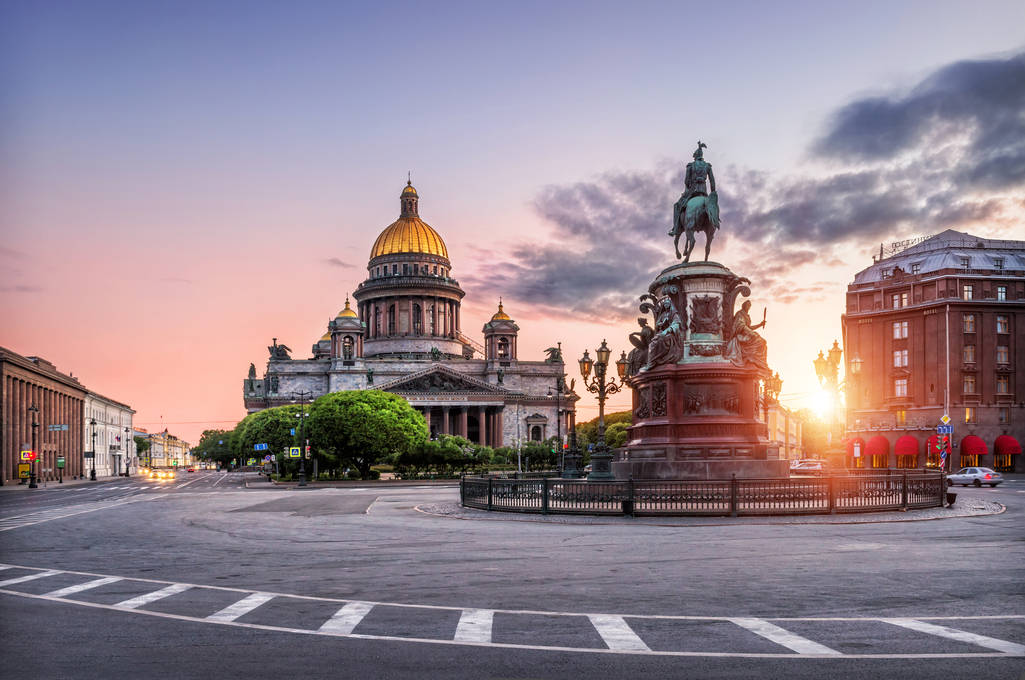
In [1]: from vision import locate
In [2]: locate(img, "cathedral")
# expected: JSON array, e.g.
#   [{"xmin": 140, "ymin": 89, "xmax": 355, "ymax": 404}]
[{"xmin": 243, "ymin": 181, "xmax": 576, "ymax": 448}]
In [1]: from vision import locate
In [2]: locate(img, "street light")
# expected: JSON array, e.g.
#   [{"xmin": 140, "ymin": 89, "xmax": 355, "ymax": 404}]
[
  {"xmin": 813, "ymin": 341, "xmax": 848, "ymax": 465},
  {"xmin": 89, "ymin": 418, "xmax": 98, "ymax": 481},
  {"xmin": 28, "ymin": 403, "xmax": 40, "ymax": 489},
  {"xmin": 124, "ymin": 427, "xmax": 131, "ymax": 477},
  {"xmin": 578, "ymin": 340, "xmax": 627, "ymax": 481},
  {"xmin": 548, "ymin": 378, "xmax": 565, "ymax": 473},
  {"xmin": 291, "ymin": 390, "xmax": 313, "ymax": 487}
]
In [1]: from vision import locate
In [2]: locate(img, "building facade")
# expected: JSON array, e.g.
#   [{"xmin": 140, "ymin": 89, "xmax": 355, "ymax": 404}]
[
  {"xmin": 761, "ymin": 403, "xmax": 804, "ymax": 461},
  {"xmin": 83, "ymin": 392, "xmax": 136, "ymax": 477},
  {"xmin": 138, "ymin": 429, "xmax": 192, "ymax": 469},
  {"xmin": 1, "ymin": 347, "xmax": 88, "ymax": 484},
  {"xmin": 842, "ymin": 230, "xmax": 1024, "ymax": 472},
  {"xmin": 243, "ymin": 181, "xmax": 575, "ymax": 448}
]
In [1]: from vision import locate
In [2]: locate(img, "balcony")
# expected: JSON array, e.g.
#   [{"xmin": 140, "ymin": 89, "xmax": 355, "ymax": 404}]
[{"xmin": 883, "ymin": 394, "xmax": 915, "ymax": 408}]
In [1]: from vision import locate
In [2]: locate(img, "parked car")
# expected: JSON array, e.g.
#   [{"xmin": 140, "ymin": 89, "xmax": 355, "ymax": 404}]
[
  {"xmin": 793, "ymin": 460, "xmax": 826, "ymax": 476},
  {"xmin": 947, "ymin": 467, "xmax": 1003, "ymax": 488}
]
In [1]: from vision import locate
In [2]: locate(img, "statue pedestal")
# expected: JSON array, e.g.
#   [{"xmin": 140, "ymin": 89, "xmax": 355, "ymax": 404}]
[{"xmin": 615, "ymin": 261, "xmax": 787, "ymax": 481}]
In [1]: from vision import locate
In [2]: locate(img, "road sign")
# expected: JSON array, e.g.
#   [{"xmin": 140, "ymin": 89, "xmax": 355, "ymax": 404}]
[
  {"xmin": 84, "ymin": 450, "xmax": 95, "ymax": 459},
  {"xmin": 937, "ymin": 425, "xmax": 953, "ymax": 434},
  {"xmin": 48, "ymin": 424, "xmax": 69, "ymax": 431},
  {"xmin": 263, "ymin": 455, "xmax": 272, "ymax": 462},
  {"xmin": 289, "ymin": 447, "xmax": 300, "ymax": 458},
  {"xmin": 940, "ymin": 414, "xmax": 951, "ymax": 424},
  {"xmin": 20, "ymin": 449, "xmax": 36, "ymax": 461},
  {"xmin": 18, "ymin": 464, "xmax": 30, "ymax": 479},
  {"xmin": 57, "ymin": 457, "xmax": 65, "ymax": 468},
  {"xmin": 291, "ymin": 429, "xmax": 296, "ymax": 436},
  {"xmin": 254, "ymin": 443, "xmax": 269, "ymax": 451}
]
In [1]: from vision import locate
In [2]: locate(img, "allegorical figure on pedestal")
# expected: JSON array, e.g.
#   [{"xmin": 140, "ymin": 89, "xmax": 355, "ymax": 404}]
[
  {"xmin": 724, "ymin": 300, "xmax": 768, "ymax": 370},
  {"xmin": 626, "ymin": 317, "xmax": 654, "ymax": 377},
  {"xmin": 670, "ymin": 142, "xmax": 721, "ymax": 262},
  {"xmin": 644, "ymin": 295, "xmax": 685, "ymax": 371}
]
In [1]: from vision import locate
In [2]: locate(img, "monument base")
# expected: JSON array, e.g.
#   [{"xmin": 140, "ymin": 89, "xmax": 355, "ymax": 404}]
[{"xmin": 612, "ymin": 459, "xmax": 789, "ymax": 481}]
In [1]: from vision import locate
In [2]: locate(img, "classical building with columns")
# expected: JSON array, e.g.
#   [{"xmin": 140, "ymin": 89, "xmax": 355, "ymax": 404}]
[
  {"xmin": 83, "ymin": 392, "xmax": 136, "ymax": 477},
  {"xmin": 243, "ymin": 181, "xmax": 576, "ymax": 448}
]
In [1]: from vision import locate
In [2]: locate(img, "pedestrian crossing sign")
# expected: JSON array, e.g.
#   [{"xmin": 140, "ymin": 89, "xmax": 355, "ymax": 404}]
[{"xmin": 289, "ymin": 447, "xmax": 301, "ymax": 458}]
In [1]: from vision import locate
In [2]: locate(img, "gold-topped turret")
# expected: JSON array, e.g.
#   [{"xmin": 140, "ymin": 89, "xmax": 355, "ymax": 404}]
[
  {"xmin": 491, "ymin": 299, "xmax": 511, "ymax": 321},
  {"xmin": 368, "ymin": 181, "xmax": 449, "ymax": 259},
  {"xmin": 337, "ymin": 296, "xmax": 358, "ymax": 318}
]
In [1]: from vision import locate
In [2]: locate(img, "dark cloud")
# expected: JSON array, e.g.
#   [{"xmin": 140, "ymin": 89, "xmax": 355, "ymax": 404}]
[
  {"xmin": 326, "ymin": 257, "xmax": 356, "ymax": 269},
  {"xmin": 466, "ymin": 52, "xmax": 1025, "ymax": 322}
]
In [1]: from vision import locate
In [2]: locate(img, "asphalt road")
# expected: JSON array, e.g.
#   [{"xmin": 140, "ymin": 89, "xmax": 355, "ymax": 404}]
[{"xmin": 0, "ymin": 471, "xmax": 1022, "ymax": 679}]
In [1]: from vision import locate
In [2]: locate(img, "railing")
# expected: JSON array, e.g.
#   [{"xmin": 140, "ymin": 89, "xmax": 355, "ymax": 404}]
[{"xmin": 461, "ymin": 470, "xmax": 944, "ymax": 517}]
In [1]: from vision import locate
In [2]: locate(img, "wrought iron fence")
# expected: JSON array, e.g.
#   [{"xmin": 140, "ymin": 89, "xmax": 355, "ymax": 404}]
[{"xmin": 460, "ymin": 470, "xmax": 944, "ymax": 517}]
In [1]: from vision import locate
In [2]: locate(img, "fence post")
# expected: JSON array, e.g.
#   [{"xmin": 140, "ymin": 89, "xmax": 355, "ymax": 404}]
[
  {"xmin": 460, "ymin": 475, "xmax": 465, "ymax": 506},
  {"xmin": 901, "ymin": 468, "xmax": 908, "ymax": 510},
  {"xmin": 730, "ymin": 473, "xmax": 738, "ymax": 518},
  {"xmin": 487, "ymin": 476, "xmax": 493, "ymax": 511},
  {"xmin": 542, "ymin": 477, "xmax": 549, "ymax": 515},
  {"xmin": 828, "ymin": 473, "xmax": 835, "ymax": 515},
  {"xmin": 629, "ymin": 474, "xmax": 635, "ymax": 517}
]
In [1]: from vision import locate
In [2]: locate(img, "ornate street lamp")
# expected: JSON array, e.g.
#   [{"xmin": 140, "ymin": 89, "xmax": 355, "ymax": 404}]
[
  {"xmin": 548, "ymin": 378, "xmax": 564, "ymax": 473},
  {"xmin": 124, "ymin": 427, "xmax": 132, "ymax": 477},
  {"xmin": 89, "ymin": 418, "xmax": 98, "ymax": 481},
  {"xmin": 578, "ymin": 340, "xmax": 626, "ymax": 481},
  {"xmin": 290, "ymin": 390, "xmax": 313, "ymax": 487},
  {"xmin": 813, "ymin": 341, "xmax": 844, "ymax": 464},
  {"xmin": 28, "ymin": 403, "xmax": 40, "ymax": 489}
]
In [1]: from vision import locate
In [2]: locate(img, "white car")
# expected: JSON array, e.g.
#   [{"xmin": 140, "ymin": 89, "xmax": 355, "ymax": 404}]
[{"xmin": 947, "ymin": 467, "xmax": 1003, "ymax": 488}]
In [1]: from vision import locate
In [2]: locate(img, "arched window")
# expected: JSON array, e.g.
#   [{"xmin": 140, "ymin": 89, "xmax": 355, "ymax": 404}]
[
  {"xmin": 388, "ymin": 305, "xmax": 396, "ymax": 335},
  {"xmin": 374, "ymin": 307, "xmax": 381, "ymax": 337},
  {"xmin": 498, "ymin": 337, "xmax": 509, "ymax": 358},
  {"xmin": 342, "ymin": 336, "xmax": 354, "ymax": 361},
  {"xmin": 531, "ymin": 426, "xmax": 542, "ymax": 441},
  {"xmin": 428, "ymin": 305, "xmax": 435, "ymax": 335},
  {"xmin": 412, "ymin": 304, "xmax": 422, "ymax": 335}
]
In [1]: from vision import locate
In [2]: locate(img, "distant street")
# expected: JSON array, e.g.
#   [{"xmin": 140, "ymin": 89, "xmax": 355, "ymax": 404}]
[{"xmin": 0, "ymin": 472, "xmax": 1022, "ymax": 680}]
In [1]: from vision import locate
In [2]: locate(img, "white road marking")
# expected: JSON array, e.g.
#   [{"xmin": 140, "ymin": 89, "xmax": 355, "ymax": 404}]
[
  {"xmin": 0, "ymin": 571, "xmax": 60, "ymax": 587},
  {"xmin": 730, "ymin": 618, "xmax": 841, "ymax": 655},
  {"xmin": 114, "ymin": 583, "xmax": 192, "ymax": 609},
  {"xmin": 212, "ymin": 474, "xmax": 227, "ymax": 487},
  {"xmin": 589, "ymin": 614, "xmax": 650, "ymax": 651},
  {"xmin": 318, "ymin": 602, "xmax": 375, "ymax": 635},
  {"xmin": 207, "ymin": 593, "xmax": 276, "ymax": 622},
  {"xmin": 0, "ymin": 566, "xmax": 13, "ymax": 571},
  {"xmin": 44, "ymin": 577, "xmax": 123, "ymax": 598},
  {"xmin": 176, "ymin": 479, "xmax": 199, "ymax": 489},
  {"xmin": 882, "ymin": 618, "xmax": 1025, "ymax": 654},
  {"xmin": 454, "ymin": 609, "xmax": 494, "ymax": 643},
  {"xmin": 0, "ymin": 498, "xmax": 150, "ymax": 532}
]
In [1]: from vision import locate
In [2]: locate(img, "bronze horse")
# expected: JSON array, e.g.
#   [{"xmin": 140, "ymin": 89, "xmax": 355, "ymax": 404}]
[{"xmin": 672, "ymin": 192, "xmax": 720, "ymax": 262}]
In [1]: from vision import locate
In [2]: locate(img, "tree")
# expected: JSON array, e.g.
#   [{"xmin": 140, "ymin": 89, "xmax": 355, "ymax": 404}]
[
  {"xmin": 133, "ymin": 436, "xmax": 151, "ymax": 457},
  {"xmin": 575, "ymin": 410, "xmax": 632, "ymax": 449},
  {"xmin": 193, "ymin": 429, "xmax": 236, "ymax": 466},
  {"xmin": 234, "ymin": 406, "xmax": 302, "ymax": 472},
  {"xmin": 307, "ymin": 390, "xmax": 428, "ymax": 480}
]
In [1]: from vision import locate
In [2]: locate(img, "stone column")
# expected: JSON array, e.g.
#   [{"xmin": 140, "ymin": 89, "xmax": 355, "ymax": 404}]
[
  {"xmin": 459, "ymin": 406, "xmax": 468, "ymax": 438},
  {"xmin": 441, "ymin": 406, "xmax": 450, "ymax": 435},
  {"xmin": 495, "ymin": 407, "xmax": 504, "ymax": 448},
  {"xmin": 424, "ymin": 407, "xmax": 432, "ymax": 435},
  {"xmin": 478, "ymin": 405, "xmax": 487, "ymax": 446}
]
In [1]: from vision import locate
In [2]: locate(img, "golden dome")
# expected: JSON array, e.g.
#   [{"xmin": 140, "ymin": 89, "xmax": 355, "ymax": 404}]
[
  {"xmin": 401, "ymin": 180, "xmax": 418, "ymax": 196},
  {"xmin": 320, "ymin": 332, "xmax": 331, "ymax": 342},
  {"xmin": 370, "ymin": 217, "xmax": 448, "ymax": 259},
  {"xmin": 491, "ymin": 300, "xmax": 511, "ymax": 321},
  {"xmin": 337, "ymin": 296, "xmax": 358, "ymax": 318}
]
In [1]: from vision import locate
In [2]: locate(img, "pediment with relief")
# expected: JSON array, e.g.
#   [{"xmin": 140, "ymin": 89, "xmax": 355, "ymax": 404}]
[{"xmin": 379, "ymin": 366, "xmax": 505, "ymax": 394}]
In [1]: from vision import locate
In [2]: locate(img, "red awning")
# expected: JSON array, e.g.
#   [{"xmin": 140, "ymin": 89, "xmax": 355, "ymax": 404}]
[
  {"xmin": 995, "ymin": 435, "xmax": 1021, "ymax": 456},
  {"xmin": 895, "ymin": 435, "xmax": 919, "ymax": 457},
  {"xmin": 960, "ymin": 435, "xmax": 988, "ymax": 457},
  {"xmin": 926, "ymin": 434, "xmax": 951, "ymax": 454},
  {"xmin": 866, "ymin": 435, "xmax": 890, "ymax": 457},
  {"xmin": 845, "ymin": 436, "xmax": 866, "ymax": 456}
]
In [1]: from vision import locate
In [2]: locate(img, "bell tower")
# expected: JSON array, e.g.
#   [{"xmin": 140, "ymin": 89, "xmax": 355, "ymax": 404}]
[{"xmin": 482, "ymin": 300, "xmax": 519, "ymax": 371}]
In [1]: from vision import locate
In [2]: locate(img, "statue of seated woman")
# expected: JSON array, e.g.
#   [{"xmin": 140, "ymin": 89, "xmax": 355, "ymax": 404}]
[
  {"xmin": 724, "ymin": 300, "xmax": 768, "ymax": 370},
  {"xmin": 643, "ymin": 295, "xmax": 684, "ymax": 371}
]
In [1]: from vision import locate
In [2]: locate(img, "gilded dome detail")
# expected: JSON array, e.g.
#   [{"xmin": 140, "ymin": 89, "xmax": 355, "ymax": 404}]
[
  {"xmin": 369, "ymin": 182, "xmax": 449, "ymax": 259},
  {"xmin": 491, "ymin": 300, "xmax": 511, "ymax": 321},
  {"xmin": 337, "ymin": 296, "xmax": 358, "ymax": 318}
]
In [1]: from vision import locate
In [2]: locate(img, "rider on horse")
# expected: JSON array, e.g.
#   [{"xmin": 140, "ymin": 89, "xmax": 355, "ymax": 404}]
[
  {"xmin": 671, "ymin": 142, "xmax": 715, "ymax": 237},
  {"xmin": 670, "ymin": 142, "xmax": 721, "ymax": 261}
]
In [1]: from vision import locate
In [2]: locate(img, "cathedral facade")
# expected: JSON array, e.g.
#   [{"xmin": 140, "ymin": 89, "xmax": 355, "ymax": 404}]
[{"xmin": 242, "ymin": 182, "xmax": 576, "ymax": 449}]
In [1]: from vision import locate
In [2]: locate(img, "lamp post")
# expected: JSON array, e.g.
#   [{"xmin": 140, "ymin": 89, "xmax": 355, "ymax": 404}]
[
  {"xmin": 291, "ymin": 390, "xmax": 313, "ymax": 487},
  {"xmin": 124, "ymin": 427, "xmax": 131, "ymax": 477},
  {"xmin": 814, "ymin": 340, "xmax": 847, "ymax": 463},
  {"xmin": 89, "ymin": 418, "xmax": 98, "ymax": 481},
  {"xmin": 547, "ymin": 377, "xmax": 564, "ymax": 472},
  {"xmin": 578, "ymin": 340, "xmax": 628, "ymax": 481},
  {"xmin": 28, "ymin": 403, "xmax": 40, "ymax": 489}
]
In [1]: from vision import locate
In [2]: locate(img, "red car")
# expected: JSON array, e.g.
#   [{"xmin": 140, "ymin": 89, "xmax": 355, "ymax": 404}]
[{"xmin": 186, "ymin": 467, "xmax": 196, "ymax": 473}]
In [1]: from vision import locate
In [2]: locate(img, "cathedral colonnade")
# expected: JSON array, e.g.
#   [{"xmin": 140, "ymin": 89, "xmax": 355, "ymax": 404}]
[{"xmin": 415, "ymin": 404, "xmax": 505, "ymax": 447}]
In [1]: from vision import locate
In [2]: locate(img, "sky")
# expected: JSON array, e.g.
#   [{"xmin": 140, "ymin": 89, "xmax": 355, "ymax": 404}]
[{"xmin": 2, "ymin": 1, "xmax": 1024, "ymax": 446}]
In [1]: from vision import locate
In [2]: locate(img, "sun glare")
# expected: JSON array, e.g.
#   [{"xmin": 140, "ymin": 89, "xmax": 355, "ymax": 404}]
[{"xmin": 811, "ymin": 390, "xmax": 833, "ymax": 419}]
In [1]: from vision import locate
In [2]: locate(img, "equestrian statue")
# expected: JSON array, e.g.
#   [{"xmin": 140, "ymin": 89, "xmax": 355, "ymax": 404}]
[{"xmin": 670, "ymin": 141, "xmax": 721, "ymax": 262}]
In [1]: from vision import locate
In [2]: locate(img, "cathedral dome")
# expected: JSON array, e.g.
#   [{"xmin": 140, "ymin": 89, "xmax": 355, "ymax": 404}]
[
  {"xmin": 369, "ymin": 181, "xmax": 449, "ymax": 260},
  {"xmin": 337, "ymin": 297, "xmax": 357, "ymax": 318},
  {"xmin": 491, "ymin": 301, "xmax": 511, "ymax": 321}
]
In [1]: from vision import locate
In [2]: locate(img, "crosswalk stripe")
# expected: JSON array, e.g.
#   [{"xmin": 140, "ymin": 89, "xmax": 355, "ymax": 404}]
[
  {"xmin": 589, "ymin": 614, "xmax": 651, "ymax": 652},
  {"xmin": 0, "ymin": 566, "xmax": 13, "ymax": 571},
  {"xmin": 115, "ymin": 583, "xmax": 192, "ymax": 609},
  {"xmin": 730, "ymin": 618, "xmax": 841, "ymax": 655},
  {"xmin": 882, "ymin": 618, "xmax": 1025, "ymax": 655},
  {"xmin": 44, "ymin": 577, "xmax": 123, "ymax": 598},
  {"xmin": 0, "ymin": 571, "xmax": 61, "ymax": 588},
  {"xmin": 454, "ymin": 609, "xmax": 493, "ymax": 643},
  {"xmin": 318, "ymin": 602, "xmax": 375, "ymax": 635},
  {"xmin": 207, "ymin": 593, "xmax": 276, "ymax": 622}
]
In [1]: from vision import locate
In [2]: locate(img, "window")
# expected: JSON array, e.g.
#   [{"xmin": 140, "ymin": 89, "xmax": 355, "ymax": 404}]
[
  {"xmin": 911, "ymin": 263, "xmax": 921, "ymax": 275},
  {"xmin": 893, "ymin": 349, "xmax": 908, "ymax": 367},
  {"xmin": 892, "ymin": 321, "xmax": 908, "ymax": 339},
  {"xmin": 999, "ymin": 407, "xmax": 1009, "ymax": 424},
  {"xmin": 997, "ymin": 315, "xmax": 1009, "ymax": 333},
  {"xmin": 530, "ymin": 426, "xmax": 542, "ymax": 441},
  {"xmin": 342, "ymin": 336, "xmax": 354, "ymax": 361},
  {"xmin": 997, "ymin": 375, "xmax": 1009, "ymax": 394},
  {"xmin": 963, "ymin": 314, "xmax": 975, "ymax": 332},
  {"xmin": 392, "ymin": 264, "xmax": 398, "ymax": 275},
  {"xmin": 960, "ymin": 454, "xmax": 979, "ymax": 467},
  {"xmin": 994, "ymin": 258, "xmax": 1004, "ymax": 270},
  {"xmin": 891, "ymin": 294, "xmax": 899, "ymax": 309},
  {"xmin": 894, "ymin": 378, "xmax": 907, "ymax": 397},
  {"xmin": 963, "ymin": 375, "xmax": 976, "ymax": 393},
  {"xmin": 881, "ymin": 268, "xmax": 891, "ymax": 278},
  {"xmin": 412, "ymin": 304, "xmax": 422, "ymax": 334},
  {"xmin": 871, "ymin": 454, "xmax": 887, "ymax": 469},
  {"xmin": 960, "ymin": 257, "xmax": 970, "ymax": 268},
  {"xmin": 433, "ymin": 265, "xmax": 438, "ymax": 275},
  {"xmin": 962, "ymin": 285, "xmax": 973, "ymax": 300},
  {"xmin": 997, "ymin": 286, "xmax": 1007, "ymax": 301},
  {"xmin": 498, "ymin": 337, "xmax": 509, "ymax": 358},
  {"xmin": 997, "ymin": 345, "xmax": 1008, "ymax": 363},
  {"xmin": 387, "ymin": 305, "xmax": 395, "ymax": 335},
  {"xmin": 965, "ymin": 406, "xmax": 976, "ymax": 423},
  {"xmin": 964, "ymin": 345, "xmax": 975, "ymax": 363},
  {"xmin": 901, "ymin": 292, "xmax": 908, "ymax": 307},
  {"xmin": 895, "ymin": 410, "xmax": 906, "ymax": 426}
]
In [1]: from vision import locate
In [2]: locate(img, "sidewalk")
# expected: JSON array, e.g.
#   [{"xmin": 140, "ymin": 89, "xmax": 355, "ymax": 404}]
[
  {"xmin": 0, "ymin": 474, "xmax": 131, "ymax": 492},
  {"xmin": 243, "ymin": 472, "xmax": 460, "ymax": 489}
]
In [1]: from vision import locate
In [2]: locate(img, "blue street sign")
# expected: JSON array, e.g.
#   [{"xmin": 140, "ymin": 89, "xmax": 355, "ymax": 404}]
[
  {"xmin": 291, "ymin": 429, "xmax": 296, "ymax": 436},
  {"xmin": 254, "ymin": 443, "xmax": 268, "ymax": 451},
  {"xmin": 937, "ymin": 425, "xmax": 953, "ymax": 434}
]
